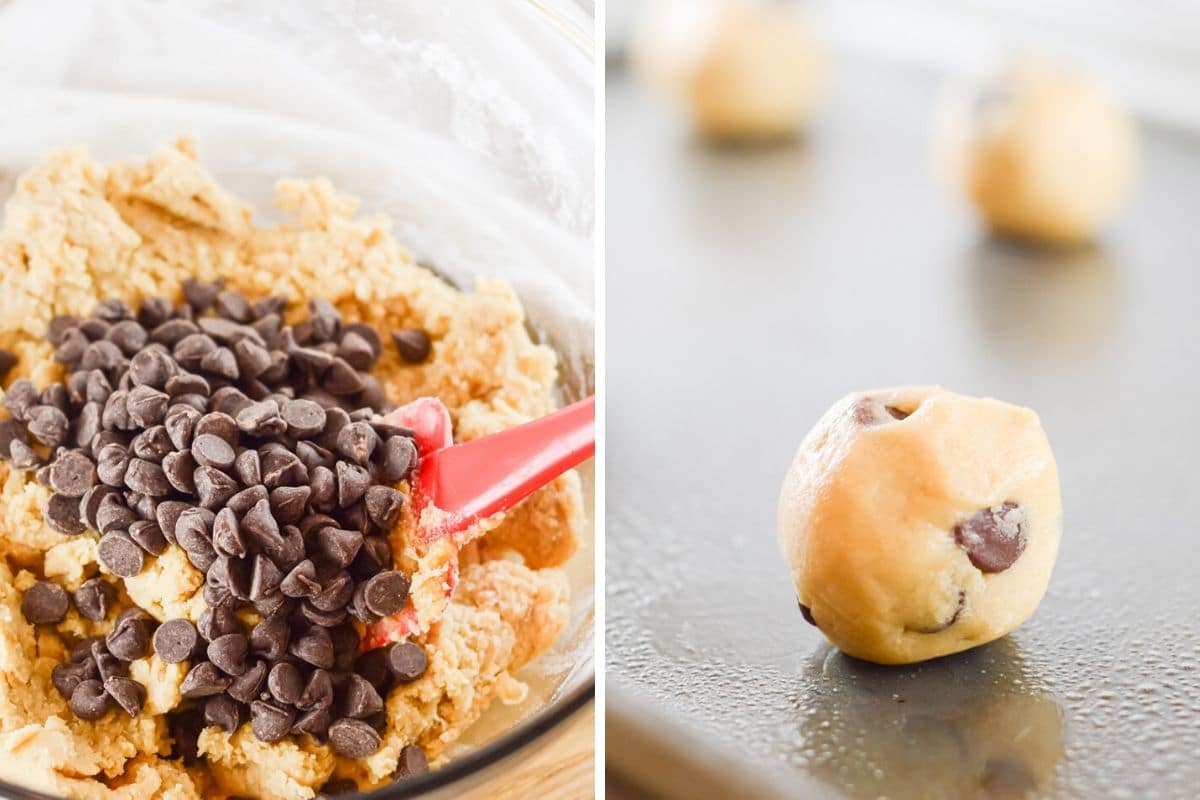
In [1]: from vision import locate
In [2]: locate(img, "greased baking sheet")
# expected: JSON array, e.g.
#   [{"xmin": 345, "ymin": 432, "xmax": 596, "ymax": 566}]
[{"xmin": 606, "ymin": 56, "xmax": 1200, "ymax": 799}]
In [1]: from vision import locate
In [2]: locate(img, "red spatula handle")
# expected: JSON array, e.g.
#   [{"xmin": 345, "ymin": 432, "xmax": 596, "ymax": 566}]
[{"xmin": 419, "ymin": 395, "xmax": 595, "ymax": 524}]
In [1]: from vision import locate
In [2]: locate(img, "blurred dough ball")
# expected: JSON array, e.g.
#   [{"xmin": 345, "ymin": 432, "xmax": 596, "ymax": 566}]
[
  {"xmin": 631, "ymin": 0, "xmax": 824, "ymax": 141},
  {"xmin": 935, "ymin": 61, "xmax": 1136, "ymax": 245}
]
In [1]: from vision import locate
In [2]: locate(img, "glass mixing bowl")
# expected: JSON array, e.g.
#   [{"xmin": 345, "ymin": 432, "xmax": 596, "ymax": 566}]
[{"xmin": 0, "ymin": 1, "xmax": 594, "ymax": 797}]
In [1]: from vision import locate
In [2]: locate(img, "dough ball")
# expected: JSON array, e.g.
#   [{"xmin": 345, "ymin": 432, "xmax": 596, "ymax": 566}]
[
  {"xmin": 935, "ymin": 61, "xmax": 1136, "ymax": 245},
  {"xmin": 631, "ymin": 0, "xmax": 824, "ymax": 141},
  {"xmin": 777, "ymin": 387, "xmax": 1061, "ymax": 665}
]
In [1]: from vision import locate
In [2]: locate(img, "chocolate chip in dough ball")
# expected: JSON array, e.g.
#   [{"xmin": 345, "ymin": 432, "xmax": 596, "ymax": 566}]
[
  {"xmin": 630, "ymin": 0, "xmax": 824, "ymax": 141},
  {"xmin": 934, "ymin": 60, "xmax": 1136, "ymax": 245},
  {"xmin": 778, "ymin": 386, "xmax": 1061, "ymax": 665}
]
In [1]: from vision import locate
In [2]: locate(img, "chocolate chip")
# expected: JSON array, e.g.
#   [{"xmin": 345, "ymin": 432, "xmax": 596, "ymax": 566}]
[
  {"xmin": 0, "ymin": 418, "xmax": 27, "ymax": 459},
  {"xmin": 3, "ymin": 379, "xmax": 37, "ymax": 420},
  {"xmin": 52, "ymin": 660, "xmax": 95, "ymax": 699},
  {"xmin": 311, "ymin": 573, "xmax": 354, "ymax": 613},
  {"xmin": 240, "ymin": 497, "xmax": 280, "ymax": 543},
  {"xmin": 295, "ymin": 441, "xmax": 334, "ymax": 471},
  {"xmin": 317, "ymin": 528, "xmax": 363, "ymax": 569},
  {"xmin": 364, "ymin": 486, "xmax": 404, "ymax": 530},
  {"xmin": 329, "ymin": 718, "xmax": 381, "ymax": 758},
  {"xmin": 46, "ymin": 450, "xmax": 95, "ymax": 497},
  {"xmin": 249, "ymin": 554, "xmax": 284, "ymax": 600},
  {"xmin": 95, "ymin": 494, "xmax": 136, "ymax": 534},
  {"xmin": 268, "ymin": 485, "xmax": 310, "ymax": 525},
  {"xmin": 233, "ymin": 338, "xmax": 272, "ymax": 378},
  {"xmin": 188, "ymin": 547, "xmax": 218, "ymax": 573},
  {"xmin": 392, "ymin": 329, "xmax": 431, "ymax": 363},
  {"xmin": 73, "ymin": 579, "xmax": 114, "ymax": 622},
  {"xmin": 261, "ymin": 447, "xmax": 306, "ymax": 488},
  {"xmin": 150, "ymin": 500, "xmax": 186, "ymax": 546},
  {"xmin": 104, "ymin": 676, "xmax": 145, "ymax": 716},
  {"xmin": 208, "ymin": 633, "xmax": 250, "ymax": 676},
  {"xmin": 154, "ymin": 619, "xmax": 201, "ymax": 663},
  {"xmin": 96, "ymin": 443, "xmax": 130, "ymax": 487},
  {"xmin": 83, "ymin": 371, "xmax": 113, "ymax": 404},
  {"xmin": 70, "ymin": 679, "xmax": 111, "ymax": 720},
  {"xmin": 236, "ymin": 400, "xmax": 284, "ymax": 437},
  {"xmin": 852, "ymin": 397, "xmax": 910, "ymax": 425},
  {"xmin": 45, "ymin": 492, "xmax": 86, "ymax": 534},
  {"xmin": 26, "ymin": 404, "xmax": 69, "ymax": 447},
  {"xmin": 195, "ymin": 466, "xmax": 240, "ymax": 509},
  {"xmin": 160, "ymin": 450, "xmax": 196, "ymax": 493},
  {"xmin": 280, "ymin": 398, "xmax": 326, "ymax": 439},
  {"xmin": 336, "ymin": 331, "xmax": 376, "ymax": 371},
  {"xmin": 80, "ymin": 340, "xmax": 126, "ymax": 372},
  {"xmin": 214, "ymin": 290, "xmax": 252, "ymax": 322},
  {"xmin": 128, "ymin": 519, "xmax": 168, "ymax": 556},
  {"xmin": 150, "ymin": 318, "xmax": 200, "ymax": 348},
  {"xmin": 125, "ymin": 458, "xmax": 171, "ymax": 496},
  {"xmin": 290, "ymin": 626, "xmax": 335, "ymax": 669},
  {"xmin": 191, "ymin": 433, "xmax": 236, "ymax": 470},
  {"xmin": 131, "ymin": 425, "xmax": 174, "ymax": 461},
  {"xmin": 266, "ymin": 662, "xmax": 305, "ymax": 706},
  {"xmin": 363, "ymin": 571, "xmax": 410, "ymax": 618},
  {"xmin": 174, "ymin": 507, "xmax": 214, "ymax": 552},
  {"xmin": 106, "ymin": 616, "xmax": 151, "ymax": 662},
  {"xmin": 339, "ymin": 673, "xmax": 383, "ymax": 719},
  {"xmin": 93, "ymin": 298, "xmax": 133, "ymax": 322},
  {"xmin": 194, "ymin": 411, "xmax": 237, "ymax": 444},
  {"xmin": 107, "ymin": 320, "xmax": 148, "ymax": 355},
  {"xmin": 180, "ymin": 661, "xmax": 232, "ymax": 698},
  {"xmin": 279, "ymin": 560, "xmax": 320, "ymax": 599},
  {"xmin": 798, "ymin": 602, "xmax": 817, "ymax": 627},
  {"xmin": 250, "ymin": 614, "xmax": 291, "ymax": 661},
  {"xmin": 291, "ymin": 669, "xmax": 330, "ymax": 712},
  {"xmin": 46, "ymin": 315, "xmax": 79, "ymax": 345},
  {"xmin": 21, "ymin": 581, "xmax": 70, "ymax": 625},
  {"xmin": 126, "ymin": 385, "xmax": 169, "ymax": 427},
  {"xmin": 335, "ymin": 461, "xmax": 370, "ymax": 508},
  {"xmin": 251, "ymin": 700, "xmax": 296, "ymax": 743},
  {"xmin": 204, "ymin": 693, "xmax": 243, "ymax": 733},
  {"xmin": 40, "ymin": 383, "xmax": 69, "ymax": 414},
  {"xmin": 388, "ymin": 642, "xmax": 428, "ymax": 682},
  {"xmin": 196, "ymin": 605, "xmax": 238, "ymax": 645},
  {"xmin": 164, "ymin": 405, "xmax": 200, "ymax": 450},
  {"xmin": 8, "ymin": 439, "xmax": 42, "ymax": 470},
  {"xmin": 183, "ymin": 278, "xmax": 221, "ymax": 311},
  {"xmin": 227, "ymin": 658, "xmax": 268, "ymax": 705},
  {"xmin": 393, "ymin": 745, "xmax": 429, "ymax": 781},
  {"xmin": 165, "ymin": 372, "xmax": 210, "ymax": 398},
  {"xmin": 91, "ymin": 641, "xmax": 122, "ymax": 681},
  {"xmin": 954, "ymin": 502, "xmax": 1028, "ymax": 573},
  {"xmin": 334, "ymin": 422, "xmax": 377, "ymax": 467},
  {"xmin": 309, "ymin": 466, "xmax": 336, "ymax": 512},
  {"xmin": 323, "ymin": 358, "xmax": 365, "ymax": 396},
  {"xmin": 98, "ymin": 531, "xmax": 145, "ymax": 577},
  {"xmin": 206, "ymin": 388, "xmax": 251, "ymax": 421},
  {"xmin": 138, "ymin": 297, "xmax": 173, "ymax": 329},
  {"xmin": 380, "ymin": 436, "xmax": 418, "ymax": 482}
]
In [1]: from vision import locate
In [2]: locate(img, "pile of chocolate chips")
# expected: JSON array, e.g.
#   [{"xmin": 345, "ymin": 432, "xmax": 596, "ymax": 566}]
[{"xmin": 1, "ymin": 281, "xmax": 436, "ymax": 762}]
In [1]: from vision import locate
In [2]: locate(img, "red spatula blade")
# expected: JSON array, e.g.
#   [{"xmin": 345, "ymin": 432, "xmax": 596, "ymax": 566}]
[{"xmin": 382, "ymin": 395, "xmax": 595, "ymax": 540}]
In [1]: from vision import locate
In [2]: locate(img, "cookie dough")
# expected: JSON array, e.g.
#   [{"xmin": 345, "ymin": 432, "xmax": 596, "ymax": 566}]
[
  {"xmin": 0, "ymin": 141, "xmax": 584, "ymax": 799},
  {"xmin": 935, "ymin": 60, "xmax": 1136, "ymax": 245},
  {"xmin": 777, "ymin": 387, "xmax": 1061, "ymax": 665},
  {"xmin": 631, "ymin": 0, "xmax": 824, "ymax": 141}
]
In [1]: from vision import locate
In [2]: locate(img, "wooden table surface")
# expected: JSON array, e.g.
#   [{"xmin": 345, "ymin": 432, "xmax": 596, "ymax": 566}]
[{"xmin": 462, "ymin": 706, "xmax": 595, "ymax": 799}]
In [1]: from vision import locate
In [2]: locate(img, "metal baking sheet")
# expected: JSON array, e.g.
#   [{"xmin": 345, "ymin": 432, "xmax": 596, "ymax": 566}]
[{"xmin": 606, "ymin": 55, "xmax": 1200, "ymax": 799}]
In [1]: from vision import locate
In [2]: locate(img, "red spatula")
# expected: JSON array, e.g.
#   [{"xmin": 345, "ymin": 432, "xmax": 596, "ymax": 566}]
[{"xmin": 362, "ymin": 394, "xmax": 595, "ymax": 648}]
